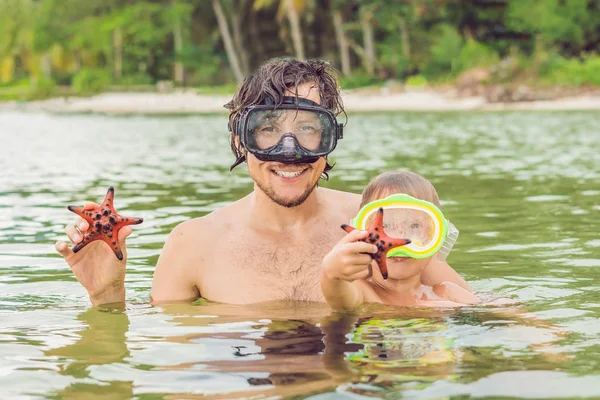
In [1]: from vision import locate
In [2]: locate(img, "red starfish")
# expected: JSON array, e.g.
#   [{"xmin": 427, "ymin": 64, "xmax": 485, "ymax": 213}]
[
  {"xmin": 67, "ymin": 186, "xmax": 143, "ymax": 261},
  {"xmin": 341, "ymin": 207, "xmax": 411, "ymax": 280}
]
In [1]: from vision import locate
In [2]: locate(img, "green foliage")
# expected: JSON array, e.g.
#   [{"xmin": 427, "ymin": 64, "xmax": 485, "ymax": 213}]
[
  {"xmin": 0, "ymin": 79, "xmax": 30, "ymax": 101},
  {"xmin": 452, "ymin": 40, "xmax": 500, "ymax": 75},
  {"xmin": 377, "ymin": 37, "xmax": 410, "ymax": 78},
  {"xmin": 72, "ymin": 68, "xmax": 111, "ymax": 94},
  {"xmin": 179, "ymin": 42, "xmax": 226, "ymax": 86},
  {"xmin": 195, "ymin": 83, "xmax": 239, "ymax": 95},
  {"xmin": 505, "ymin": 0, "xmax": 592, "ymax": 49},
  {"xmin": 0, "ymin": 0, "xmax": 598, "ymax": 101},
  {"xmin": 422, "ymin": 24, "xmax": 463, "ymax": 79},
  {"xmin": 538, "ymin": 53, "xmax": 600, "ymax": 86},
  {"xmin": 405, "ymin": 74, "xmax": 427, "ymax": 87},
  {"xmin": 26, "ymin": 76, "xmax": 56, "ymax": 100},
  {"xmin": 339, "ymin": 73, "xmax": 384, "ymax": 90},
  {"xmin": 113, "ymin": 74, "xmax": 153, "ymax": 86}
]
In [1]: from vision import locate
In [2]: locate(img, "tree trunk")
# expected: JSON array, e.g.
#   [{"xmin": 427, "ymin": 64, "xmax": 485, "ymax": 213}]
[
  {"xmin": 172, "ymin": 0, "xmax": 185, "ymax": 85},
  {"xmin": 361, "ymin": 9, "xmax": 375, "ymax": 75},
  {"xmin": 231, "ymin": 0, "xmax": 249, "ymax": 75},
  {"xmin": 41, "ymin": 52, "xmax": 52, "ymax": 78},
  {"xmin": 113, "ymin": 27, "xmax": 123, "ymax": 81},
  {"xmin": 332, "ymin": 10, "xmax": 350, "ymax": 76},
  {"xmin": 1, "ymin": 56, "xmax": 15, "ymax": 83},
  {"xmin": 348, "ymin": 38, "xmax": 383, "ymax": 73},
  {"xmin": 398, "ymin": 16, "xmax": 410, "ymax": 60},
  {"xmin": 212, "ymin": 0, "xmax": 245, "ymax": 83},
  {"xmin": 248, "ymin": 1, "xmax": 265, "ymax": 67},
  {"xmin": 286, "ymin": 0, "xmax": 305, "ymax": 60}
]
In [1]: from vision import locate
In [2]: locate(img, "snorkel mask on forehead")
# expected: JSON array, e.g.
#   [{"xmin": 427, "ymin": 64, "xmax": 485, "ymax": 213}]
[
  {"xmin": 229, "ymin": 96, "xmax": 343, "ymax": 169},
  {"xmin": 351, "ymin": 194, "xmax": 459, "ymax": 261}
]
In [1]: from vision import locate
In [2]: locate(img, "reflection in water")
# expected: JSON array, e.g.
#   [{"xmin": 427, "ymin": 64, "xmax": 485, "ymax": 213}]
[
  {"xmin": 1, "ymin": 110, "xmax": 599, "ymax": 398},
  {"xmin": 348, "ymin": 318, "xmax": 455, "ymax": 369},
  {"xmin": 44, "ymin": 307, "xmax": 134, "ymax": 399}
]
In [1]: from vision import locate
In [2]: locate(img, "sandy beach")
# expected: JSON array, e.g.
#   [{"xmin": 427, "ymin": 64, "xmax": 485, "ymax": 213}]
[{"xmin": 1, "ymin": 87, "xmax": 599, "ymax": 114}]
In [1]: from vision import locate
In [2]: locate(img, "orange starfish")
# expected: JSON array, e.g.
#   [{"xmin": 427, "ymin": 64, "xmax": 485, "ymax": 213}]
[
  {"xmin": 67, "ymin": 186, "xmax": 143, "ymax": 260},
  {"xmin": 341, "ymin": 207, "xmax": 411, "ymax": 280}
]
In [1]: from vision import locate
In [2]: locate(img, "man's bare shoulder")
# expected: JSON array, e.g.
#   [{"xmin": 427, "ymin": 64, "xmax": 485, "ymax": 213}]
[
  {"xmin": 151, "ymin": 196, "xmax": 250, "ymax": 303},
  {"xmin": 169, "ymin": 196, "xmax": 249, "ymax": 243},
  {"xmin": 318, "ymin": 187, "xmax": 361, "ymax": 216}
]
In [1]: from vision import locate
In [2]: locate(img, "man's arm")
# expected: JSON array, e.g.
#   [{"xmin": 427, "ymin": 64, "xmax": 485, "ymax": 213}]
[
  {"xmin": 421, "ymin": 260, "xmax": 473, "ymax": 292},
  {"xmin": 150, "ymin": 220, "xmax": 203, "ymax": 304}
]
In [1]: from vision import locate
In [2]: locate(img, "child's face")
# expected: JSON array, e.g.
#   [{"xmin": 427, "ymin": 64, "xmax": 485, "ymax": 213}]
[
  {"xmin": 360, "ymin": 189, "xmax": 441, "ymax": 280},
  {"xmin": 381, "ymin": 208, "xmax": 434, "ymax": 248}
]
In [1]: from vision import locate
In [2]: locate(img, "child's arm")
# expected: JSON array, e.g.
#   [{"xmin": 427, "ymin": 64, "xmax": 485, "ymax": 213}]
[
  {"xmin": 433, "ymin": 281, "xmax": 479, "ymax": 304},
  {"xmin": 321, "ymin": 274, "xmax": 363, "ymax": 311},
  {"xmin": 321, "ymin": 229, "xmax": 377, "ymax": 311},
  {"xmin": 422, "ymin": 259, "xmax": 473, "ymax": 292}
]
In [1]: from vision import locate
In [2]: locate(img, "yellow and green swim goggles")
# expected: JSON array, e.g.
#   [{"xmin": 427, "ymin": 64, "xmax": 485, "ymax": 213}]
[{"xmin": 351, "ymin": 194, "xmax": 458, "ymax": 260}]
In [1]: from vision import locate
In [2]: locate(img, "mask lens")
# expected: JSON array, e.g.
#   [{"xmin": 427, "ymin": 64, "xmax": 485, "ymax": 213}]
[
  {"xmin": 247, "ymin": 109, "xmax": 333, "ymax": 152},
  {"xmin": 366, "ymin": 208, "xmax": 436, "ymax": 248}
]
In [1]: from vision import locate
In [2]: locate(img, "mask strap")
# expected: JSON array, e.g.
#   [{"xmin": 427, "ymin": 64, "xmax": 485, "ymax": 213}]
[{"xmin": 229, "ymin": 154, "xmax": 246, "ymax": 171}]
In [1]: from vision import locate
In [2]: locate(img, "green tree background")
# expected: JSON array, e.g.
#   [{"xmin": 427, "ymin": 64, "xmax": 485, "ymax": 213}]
[{"xmin": 0, "ymin": 0, "xmax": 598, "ymax": 99}]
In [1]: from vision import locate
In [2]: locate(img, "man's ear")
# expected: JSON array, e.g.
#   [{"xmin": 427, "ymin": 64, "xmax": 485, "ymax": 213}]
[{"xmin": 233, "ymin": 135, "xmax": 246, "ymax": 155}]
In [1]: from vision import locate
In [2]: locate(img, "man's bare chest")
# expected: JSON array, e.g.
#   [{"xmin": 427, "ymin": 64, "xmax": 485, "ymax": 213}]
[{"xmin": 199, "ymin": 227, "xmax": 344, "ymax": 304}]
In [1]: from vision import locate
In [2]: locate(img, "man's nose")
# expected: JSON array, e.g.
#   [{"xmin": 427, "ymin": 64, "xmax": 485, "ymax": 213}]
[{"xmin": 280, "ymin": 135, "xmax": 297, "ymax": 156}]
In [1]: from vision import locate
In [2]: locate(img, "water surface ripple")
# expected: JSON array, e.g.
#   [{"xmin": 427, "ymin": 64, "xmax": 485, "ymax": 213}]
[{"xmin": 0, "ymin": 110, "xmax": 599, "ymax": 399}]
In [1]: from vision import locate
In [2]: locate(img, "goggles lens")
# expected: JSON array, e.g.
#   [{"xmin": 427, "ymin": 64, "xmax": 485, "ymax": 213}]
[
  {"xmin": 352, "ymin": 194, "xmax": 448, "ymax": 259},
  {"xmin": 365, "ymin": 207, "xmax": 437, "ymax": 248},
  {"xmin": 246, "ymin": 108, "xmax": 335, "ymax": 154}
]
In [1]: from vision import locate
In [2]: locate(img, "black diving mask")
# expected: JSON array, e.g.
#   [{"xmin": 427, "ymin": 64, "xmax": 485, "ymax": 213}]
[{"xmin": 230, "ymin": 96, "xmax": 343, "ymax": 169}]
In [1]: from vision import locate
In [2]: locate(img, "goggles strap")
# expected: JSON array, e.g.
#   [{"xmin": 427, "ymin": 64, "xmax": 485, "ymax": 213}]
[{"xmin": 229, "ymin": 154, "xmax": 246, "ymax": 171}]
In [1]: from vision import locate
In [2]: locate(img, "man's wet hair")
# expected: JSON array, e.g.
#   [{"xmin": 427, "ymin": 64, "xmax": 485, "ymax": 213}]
[{"xmin": 224, "ymin": 58, "xmax": 345, "ymax": 179}]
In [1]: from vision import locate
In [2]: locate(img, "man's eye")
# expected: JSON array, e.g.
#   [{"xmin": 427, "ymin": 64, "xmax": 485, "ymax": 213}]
[
  {"xmin": 301, "ymin": 125, "xmax": 315, "ymax": 131},
  {"xmin": 260, "ymin": 126, "xmax": 275, "ymax": 133},
  {"xmin": 410, "ymin": 223, "xmax": 420, "ymax": 229}
]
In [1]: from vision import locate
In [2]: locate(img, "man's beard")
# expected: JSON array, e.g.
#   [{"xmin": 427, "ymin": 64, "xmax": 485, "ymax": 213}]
[{"xmin": 255, "ymin": 178, "xmax": 319, "ymax": 208}]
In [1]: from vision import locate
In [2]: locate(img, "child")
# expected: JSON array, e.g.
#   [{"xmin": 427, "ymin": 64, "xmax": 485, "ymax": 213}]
[{"xmin": 321, "ymin": 170, "xmax": 479, "ymax": 311}]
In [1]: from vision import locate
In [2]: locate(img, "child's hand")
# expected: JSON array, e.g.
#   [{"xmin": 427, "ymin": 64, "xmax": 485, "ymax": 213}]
[{"xmin": 323, "ymin": 229, "xmax": 378, "ymax": 282}]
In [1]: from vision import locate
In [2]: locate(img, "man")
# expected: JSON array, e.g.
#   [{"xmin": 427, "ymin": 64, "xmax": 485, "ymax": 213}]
[{"xmin": 55, "ymin": 58, "xmax": 469, "ymax": 306}]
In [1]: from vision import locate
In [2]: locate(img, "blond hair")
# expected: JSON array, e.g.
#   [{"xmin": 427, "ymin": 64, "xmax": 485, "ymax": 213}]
[{"xmin": 360, "ymin": 170, "xmax": 441, "ymax": 208}]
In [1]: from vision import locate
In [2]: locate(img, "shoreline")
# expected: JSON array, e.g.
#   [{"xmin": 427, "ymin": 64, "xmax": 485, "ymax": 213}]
[{"xmin": 1, "ymin": 88, "xmax": 600, "ymax": 115}]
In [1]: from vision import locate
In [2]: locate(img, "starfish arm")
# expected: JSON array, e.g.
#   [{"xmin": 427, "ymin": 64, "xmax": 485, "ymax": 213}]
[
  {"xmin": 66, "ymin": 205, "xmax": 87, "ymax": 219},
  {"xmin": 102, "ymin": 236, "xmax": 124, "ymax": 261},
  {"xmin": 340, "ymin": 224, "xmax": 356, "ymax": 233},
  {"xmin": 116, "ymin": 216, "xmax": 144, "ymax": 226},
  {"xmin": 389, "ymin": 237, "xmax": 411, "ymax": 247},
  {"xmin": 373, "ymin": 207, "xmax": 385, "ymax": 228},
  {"xmin": 102, "ymin": 187, "xmax": 116, "ymax": 209},
  {"xmin": 72, "ymin": 235, "xmax": 95, "ymax": 253},
  {"xmin": 374, "ymin": 254, "xmax": 389, "ymax": 280}
]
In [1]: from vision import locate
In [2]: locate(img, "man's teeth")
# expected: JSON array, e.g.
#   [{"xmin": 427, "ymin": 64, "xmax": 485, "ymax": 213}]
[{"xmin": 274, "ymin": 170, "xmax": 304, "ymax": 178}]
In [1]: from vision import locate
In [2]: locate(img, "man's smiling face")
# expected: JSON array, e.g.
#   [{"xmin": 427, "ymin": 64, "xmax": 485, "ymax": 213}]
[{"xmin": 246, "ymin": 83, "xmax": 327, "ymax": 208}]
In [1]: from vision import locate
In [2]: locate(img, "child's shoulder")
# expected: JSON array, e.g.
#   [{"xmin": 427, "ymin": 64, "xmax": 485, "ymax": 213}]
[{"xmin": 432, "ymin": 281, "xmax": 480, "ymax": 305}]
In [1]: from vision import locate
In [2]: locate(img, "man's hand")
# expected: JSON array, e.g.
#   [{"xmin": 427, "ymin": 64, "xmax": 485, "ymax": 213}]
[
  {"xmin": 322, "ymin": 229, "xmax": 377, "ymax": 282},
  {"xmin": 55, "ymin": 202, "xmax": 132, "ymax": 306}
]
